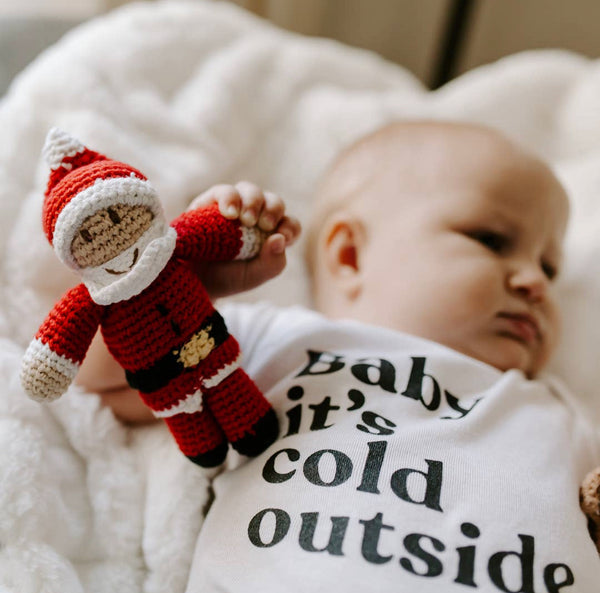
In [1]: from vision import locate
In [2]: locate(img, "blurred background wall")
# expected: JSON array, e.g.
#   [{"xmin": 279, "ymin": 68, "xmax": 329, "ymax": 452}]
[{"xmin": 2, "ymin": 0, "xmax": 600, "ymax": 95}]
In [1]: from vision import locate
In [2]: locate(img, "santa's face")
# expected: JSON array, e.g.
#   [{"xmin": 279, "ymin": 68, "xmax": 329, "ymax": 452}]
[
  {"xmin": 69, "ymin": 202, "xmax": 177, "ymax": 305},
  {"xmin": 71, "ymin": 203, "xmax": 154, "ymax": 271}
]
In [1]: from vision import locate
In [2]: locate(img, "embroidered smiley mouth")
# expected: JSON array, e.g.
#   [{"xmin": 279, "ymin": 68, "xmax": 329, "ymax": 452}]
[{"xmin": 105, "ymin": 248, "xmax": 139, "ymax": 275}]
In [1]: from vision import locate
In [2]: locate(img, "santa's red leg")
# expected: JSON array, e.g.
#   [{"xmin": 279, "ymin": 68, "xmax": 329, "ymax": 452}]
[
  {"xmin": 137, "ymin": 365, "xmax": 230, "ymax": 467},
  {"xmin": 204, "ymin": 367, "xmax": 279, "ymax": 457},
  {"xmin": 164, "ymin": 407, "xmax": 228, "ymax": 467}
]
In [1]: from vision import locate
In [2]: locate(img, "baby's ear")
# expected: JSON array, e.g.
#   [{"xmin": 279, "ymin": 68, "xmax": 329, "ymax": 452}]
[{"xmin": 321, "ymin": 214, "xmax": 366, "ymax": 300}]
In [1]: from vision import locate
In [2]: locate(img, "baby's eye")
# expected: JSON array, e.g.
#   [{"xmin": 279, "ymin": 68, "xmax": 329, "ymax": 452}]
[
  {"xmin": 541, "ymin": 260, "xmax": 558, "ymax": 281},
  {"xmin": 468, "ymin": 230, "xmax": 509, "ymax": 253}
]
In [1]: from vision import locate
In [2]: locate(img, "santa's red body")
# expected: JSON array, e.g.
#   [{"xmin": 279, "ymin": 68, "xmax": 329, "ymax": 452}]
[{"xmin": 34, "ymin": 206, "xmax": 275, "ymax": 465}]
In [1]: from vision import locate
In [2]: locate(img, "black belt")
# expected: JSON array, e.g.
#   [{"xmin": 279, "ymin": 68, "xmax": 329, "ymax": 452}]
[{"xmin": 126, "ymin": 310, "xmax": 229, "ymax": 393}]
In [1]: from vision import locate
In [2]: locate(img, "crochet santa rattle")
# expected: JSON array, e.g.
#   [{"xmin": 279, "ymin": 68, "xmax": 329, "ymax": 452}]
[{"xmin": 20, "ymin": 128, "xmax": 279, "ymax": 467}]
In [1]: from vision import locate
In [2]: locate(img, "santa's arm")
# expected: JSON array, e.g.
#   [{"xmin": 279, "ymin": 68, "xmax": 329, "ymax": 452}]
[
  {"xmin": 21, "ymin": 284, "xmax": 103, "ymax": 402},
  {"xmin": 172, "ymin": 203, "xmax": 266, "ymax": 263}
]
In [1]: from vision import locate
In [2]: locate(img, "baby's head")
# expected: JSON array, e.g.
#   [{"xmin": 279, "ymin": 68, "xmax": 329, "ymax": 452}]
[{"xmin": 308, "ymin": 121, "xmax": 569, "ymax": 377}]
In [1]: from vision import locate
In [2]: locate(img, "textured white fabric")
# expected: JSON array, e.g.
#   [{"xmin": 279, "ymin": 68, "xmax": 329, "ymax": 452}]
[
  {"xmin": 1, "ymin": 1, "xmax": 600, "ymax": 591},
  {"xmin": 188, "ymin": 303, "xmax": 600, "ymax": 592}
]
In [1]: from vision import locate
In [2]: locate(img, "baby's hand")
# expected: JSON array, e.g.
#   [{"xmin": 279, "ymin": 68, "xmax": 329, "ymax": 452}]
[{"xmin": 188, "ymin": 182, "xmax": 301, "ymax": 299}]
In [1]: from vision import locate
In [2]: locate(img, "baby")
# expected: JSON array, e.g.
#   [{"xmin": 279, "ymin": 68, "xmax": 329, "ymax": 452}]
[
  {"xmin": 307, "ymin": 120, "xmax": 565, "ymax": 379},
  {"xmin": 83, "ymin": 121, "xmax": 600, "ymax": 591}
]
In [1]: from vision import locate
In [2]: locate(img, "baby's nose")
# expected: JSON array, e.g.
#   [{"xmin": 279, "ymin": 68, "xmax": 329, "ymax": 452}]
[{"xmin": 508, "ymin": 264, "xmax": 549, "ymax": 302}]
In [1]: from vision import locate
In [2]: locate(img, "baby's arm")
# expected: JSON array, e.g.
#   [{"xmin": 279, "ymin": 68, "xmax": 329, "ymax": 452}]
[{"xmin": 80, "ymin": 183, "xmax": 300, "ymax": 424}]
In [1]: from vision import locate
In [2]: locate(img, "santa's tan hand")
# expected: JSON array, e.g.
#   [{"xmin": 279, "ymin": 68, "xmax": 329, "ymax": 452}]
[{"xmin": 21, "ymin": 361, "xmax": 70, "ymax": 402}]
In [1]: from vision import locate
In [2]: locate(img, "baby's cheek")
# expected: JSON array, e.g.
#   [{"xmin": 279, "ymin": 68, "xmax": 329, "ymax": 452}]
[
  {"xmin": 77, "ymin": 330, "xmax": 126, "ymax": 392},
  {"xmin": 537, "ymin": 308, "xmax": 561, "ymax": 372}
]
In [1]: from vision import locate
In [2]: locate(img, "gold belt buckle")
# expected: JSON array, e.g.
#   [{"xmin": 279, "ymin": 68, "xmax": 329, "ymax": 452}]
[{"xmin": 174, "ymin": 325, "xmax": 215, "ymax": 368}]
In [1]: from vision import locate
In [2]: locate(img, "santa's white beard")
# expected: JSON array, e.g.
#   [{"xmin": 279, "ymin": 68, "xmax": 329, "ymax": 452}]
[{"xmin": 80, "ymin": 220, "xmax": 177, "ymax": 305}]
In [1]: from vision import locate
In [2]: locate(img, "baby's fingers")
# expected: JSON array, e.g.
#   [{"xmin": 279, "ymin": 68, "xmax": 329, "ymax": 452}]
[
  {"xmin": 189, "ymin": 183, "xmax": 295, "ymax": 236},
  {"xmin": 275, "ymin": 215, "xmax": 302, "ymax": 246},
  {"xmin": 257, "ymin": 191, "xmax": 285, "ymax": 232},
  {"xmin": 188, "ymin": 184, "xmax": 241, "ymax": 218},
  {"xmin": 233, "ymin": 182, "xmax": 289, "ymax": 231}
]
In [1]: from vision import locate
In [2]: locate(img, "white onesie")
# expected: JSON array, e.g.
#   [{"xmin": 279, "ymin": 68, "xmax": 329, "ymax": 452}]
[{"xmin": 186, "ymin": 303, "xmax": 600, "ymax": 592}]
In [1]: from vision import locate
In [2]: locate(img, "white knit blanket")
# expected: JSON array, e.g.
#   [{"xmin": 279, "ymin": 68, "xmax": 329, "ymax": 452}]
[{"xmin": 2, "ymin": 1, "xmax": 600, "ymax": 590}]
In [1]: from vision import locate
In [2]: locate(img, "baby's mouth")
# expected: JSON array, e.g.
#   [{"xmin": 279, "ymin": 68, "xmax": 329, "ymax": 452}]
[
  {"xmin": 496, "ymin": 312, "xmax": 541, "ymax": 345},
  {"xmin": 104, "ymin": 248, "xmax": 139, "ymax": 275}
]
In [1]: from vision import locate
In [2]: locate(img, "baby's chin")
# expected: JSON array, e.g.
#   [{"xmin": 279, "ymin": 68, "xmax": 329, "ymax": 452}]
[
  {"xmin": 469, "ymin": 342, "xmax": 544, "ymax": 379},
  {"xmin": 427, "ymin": 332, "xmax": 539, "ymax": 379}
]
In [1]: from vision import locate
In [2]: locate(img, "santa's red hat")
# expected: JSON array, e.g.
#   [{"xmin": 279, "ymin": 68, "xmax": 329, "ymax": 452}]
[{"xmin": 41, "ymin": 128, "xmax": 163, "ymax": 270}]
